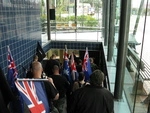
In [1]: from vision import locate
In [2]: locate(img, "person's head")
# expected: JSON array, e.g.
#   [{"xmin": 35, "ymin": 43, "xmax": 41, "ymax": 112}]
[
  {"xmin": 78, "ymin": 72, "xmax": 85, "ymax": 81},
  {"xmin": 52, "ymin": 65, "xmax": 60, "ymax": 74},
  {"xmin": 50, "ymin": 54, "xmax": 56, "ymax": 59},
  {"xmin": 77, "ymin": 59, "xmax": 82, "ymax": 65},
  {"xmin": 90, "ymin": 70, "xmax": 104, "ymax": 86},
  {"xmin": 31, "ymin": 61, "xmax": 43, "ymax": 78},
  {"xmin": 89, "ymin": 58, "xmax": 94, "ymax": 63},
  {"xmin": 33, "ymin": 55, "xmax": 38, "ymax": 61}
]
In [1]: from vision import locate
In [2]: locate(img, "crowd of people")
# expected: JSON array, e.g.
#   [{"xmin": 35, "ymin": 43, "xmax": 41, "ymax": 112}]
[{"xmin": 24, "ymin": 53, "xmax": 114, "ymax": 113}]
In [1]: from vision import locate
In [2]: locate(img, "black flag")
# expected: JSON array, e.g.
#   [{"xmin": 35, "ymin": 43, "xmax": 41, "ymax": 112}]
[
  {"xmin": 0, "ymin": 67, "xmax": 16, "ymax": 113},
  {"xmin": 36, "ymin": 42, "xmax": 46, "ymax": 62}
]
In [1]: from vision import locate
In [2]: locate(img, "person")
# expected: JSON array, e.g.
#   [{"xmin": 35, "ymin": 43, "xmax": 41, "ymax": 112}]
[
  {"xmin": 72, "ymin": 72, "xmax": 89, "ymax": 92},
  {"xmin": 31, "ymin": 61, "xmax": 59, "ymax": 112},
  {"xmin": 0, "ymin": 67, "xmax": 16, "ymax": 113},
  {"xmin": 45, "ymin": 54, "xmax": 60, "ymax": 77},
  {"xmin": 26, "ymin": 55, "xmax": 39, "ymax": 78},
  {"xmin": 76, "ymin": 59, "xmax": 82, "ymax": 73},
  {"xmin": 69, "ymin": 69, "xmax": 114, "ymax": 113},
  {"xmin": 89, "ymin": 57, "xmax": 99, "ymax": 72},
  {"xmin": 51, "ymin": 65, "xmax": 70, "ymax": 113}
]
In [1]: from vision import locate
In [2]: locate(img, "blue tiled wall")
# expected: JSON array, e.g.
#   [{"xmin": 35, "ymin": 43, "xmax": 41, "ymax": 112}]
[
  {"xmin": 43, "ymin": 41, "xmax": 101, "ymax": 51},
  {"xmin": 0, "ymin": 0, "xmax": 41, "ymax": 77}
]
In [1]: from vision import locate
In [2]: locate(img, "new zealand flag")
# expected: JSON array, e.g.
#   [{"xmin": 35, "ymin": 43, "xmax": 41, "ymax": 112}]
[
  {"xmin": 82, "ymin": 47, "xmax": 92, "ymax": 82},
  {"xmin": 7, "ymin": 46, "xmax": 18, "ymax": 91},
  {"xmin": 7, "ymin": 46, "xmax": 24, "ymax": 113},
  {"xmin": 70, "ymin": 53, "xmax": 78, "ymax": 82},
  {"xmin": 15, "ymin": 80, "xmax": 50, "ymax": 113},
  {"xmin": 62, "ymin": 45, "xmax": 71, "ymax": 82}
]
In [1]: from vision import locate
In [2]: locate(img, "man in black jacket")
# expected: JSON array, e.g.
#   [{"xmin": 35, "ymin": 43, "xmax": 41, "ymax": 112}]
[
  {"xmin": 51, "ymin": 65, "xmax": 70, "ymax": 113},
  {"xmin": 70, "ymin": 69, "xmax": 114, "ymax": 113}
]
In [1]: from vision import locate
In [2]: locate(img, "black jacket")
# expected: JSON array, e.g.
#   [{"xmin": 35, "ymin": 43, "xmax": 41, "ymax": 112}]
[{"xmin": 70, "ymin": 85, "xmax": 114, "ymax": 113}]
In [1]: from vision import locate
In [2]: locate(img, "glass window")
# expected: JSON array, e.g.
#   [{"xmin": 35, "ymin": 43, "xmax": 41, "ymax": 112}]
[
  {"xmin": 49, "ymin": 0, "xmax": 102, "ymax": 41},
  {"xmin": 124, "ymin": 0, "xmax": 150, "ymax": 112}
]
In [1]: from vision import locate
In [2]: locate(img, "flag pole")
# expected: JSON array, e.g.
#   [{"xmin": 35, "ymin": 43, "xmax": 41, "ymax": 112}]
[
  {"xmin": 86, "ymin": 47, "xmax": 88, "ymax": 53},
  {"xmin": 65, "ymin": 45, "xmax": 67, "ymax": 50},
  {"xmin": 16, "ymin": 78, "xmax": 49, "ymax": 81},
  {"xmin": 7, "ymin": 46, "xmax": 9, "ymax": 69}
]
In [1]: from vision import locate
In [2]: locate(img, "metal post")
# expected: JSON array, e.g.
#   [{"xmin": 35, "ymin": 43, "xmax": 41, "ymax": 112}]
[
  {"xmin": 107, "ymin": 0, "xmax": 116, "ymax": 61},
  {"xmin": 102, "ymin": 0, "xmax": 106, "ymax": 39},
  {"xmin": 104, "ymin": 0, "xmax": 110, "ymax": 46},
  {"xmin": 114, "ymin": 0, "xmax": 131, "ymax": 99},
  {"xmin": 75, "ymin": 0, "xmax": 77, "ymax": 33},
  {"xmin": 46, "ymin": 0, "xmax": 51, "ymax": 40}
]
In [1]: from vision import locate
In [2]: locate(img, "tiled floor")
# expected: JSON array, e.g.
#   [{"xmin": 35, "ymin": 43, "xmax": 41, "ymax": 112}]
[{"xmin": 106, "ymin": 61, "xmax": 131, "ymax": 113}]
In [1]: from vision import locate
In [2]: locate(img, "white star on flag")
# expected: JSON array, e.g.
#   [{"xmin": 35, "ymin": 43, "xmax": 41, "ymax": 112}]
[{"xmin": 63, "ymin": 69, "xmax": 69, "ymax": 76}]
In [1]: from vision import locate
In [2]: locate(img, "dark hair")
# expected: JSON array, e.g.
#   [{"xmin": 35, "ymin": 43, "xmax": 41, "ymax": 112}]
[
  {"xmin": 90, "ymin": 70, "xmax": 104, "ymax": 86},
  {"xmin": 33, "ymin": 55, "xmax": 38, "ymax": 60},
  {"xmin": 78, "ymin": 59, "xmax": 82, "ymax": 64},
  {"xmin": 78, "ymin": 72, "xmax": 85, "ymax": 81},
  {"xmin": 53, "ymin": 65, "xmax": 59, "ymax": 71}
]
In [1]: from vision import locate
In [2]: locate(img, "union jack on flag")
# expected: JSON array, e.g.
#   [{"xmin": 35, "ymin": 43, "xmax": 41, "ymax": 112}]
[
  {"xmin": 82, "ymin": 47, "xmax": 92, "ymax": 81},
  {"xmin": 7, "ymin": 46, "xmax": 18, "ymax": 90},
  {"xmin": 15, "ymin": 80, "xmax": 50, "ymax": 113},
  {"xmin": 70, "ymin": 53, "xmax": 78, "ymax": 81},
  {"xmin": 70, "ymin": 53, "xmax": 77, "ymax": 72}
]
